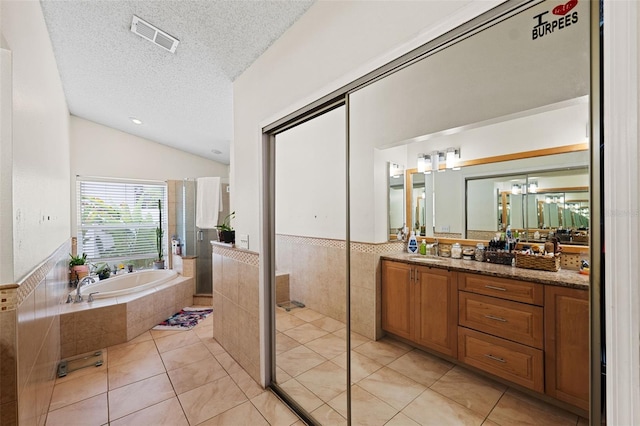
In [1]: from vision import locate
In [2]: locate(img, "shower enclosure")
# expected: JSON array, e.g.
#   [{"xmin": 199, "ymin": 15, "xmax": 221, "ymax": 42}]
[{"xmin": 171, "ymin": 178, "xmax": 230, "ymax": 295}]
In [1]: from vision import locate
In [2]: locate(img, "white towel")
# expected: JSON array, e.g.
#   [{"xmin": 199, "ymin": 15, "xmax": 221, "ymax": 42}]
[{"xmin": 196, "ymin": 177, "xmax": 223, "ymax": 229}]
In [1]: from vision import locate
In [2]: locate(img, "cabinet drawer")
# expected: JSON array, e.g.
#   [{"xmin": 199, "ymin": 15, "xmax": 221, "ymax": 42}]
[
  {"xmin": 459, "ymin": 292, "xmax": 543, "ymax": 348},
  {"xmin": 458, "ymin": 327, "xmax": 543, "ymax": 392},
  {"xmin": 458, "ymin": 273, "xmax": 544, "ymax": 305}
]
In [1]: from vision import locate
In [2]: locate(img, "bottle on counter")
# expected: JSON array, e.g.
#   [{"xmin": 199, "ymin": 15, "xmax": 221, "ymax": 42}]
[
  {"xmin": 407, "ymin": 231, "xmax": 419, "ymax": 254},
  {"xmin": 419, "ymin": 239, "xmax": 427, "ymax": 255},
  {"xmin": 475, "ymin": 243, "xmax": 485, "ymax": 262}
]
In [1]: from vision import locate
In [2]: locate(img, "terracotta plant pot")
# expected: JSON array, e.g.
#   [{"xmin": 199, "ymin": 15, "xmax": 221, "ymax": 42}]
[{"xmin": 71, "ymin": 264, "xmax": 89, "ymax": 281}]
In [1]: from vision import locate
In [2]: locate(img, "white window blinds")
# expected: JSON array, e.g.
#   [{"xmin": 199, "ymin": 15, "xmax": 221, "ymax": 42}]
[{"xmin": 76, "ymin": 177, "xmax": 167, "ymax": 264}]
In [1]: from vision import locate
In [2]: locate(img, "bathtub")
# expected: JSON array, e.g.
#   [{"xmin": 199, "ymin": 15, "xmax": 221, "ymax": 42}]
[
  {"xmin": 61, "ymin": 269, "xmax": 195, "ymax": 358},
  {"xmin": 72, "ymin": 269, "xmax": 178, "ymax": 299}
]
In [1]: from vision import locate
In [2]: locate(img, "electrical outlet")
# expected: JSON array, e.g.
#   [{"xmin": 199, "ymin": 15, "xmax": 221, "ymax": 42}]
[{"xmin": 238, "ymin": 234, "xmax": 249, "ymax": 250}]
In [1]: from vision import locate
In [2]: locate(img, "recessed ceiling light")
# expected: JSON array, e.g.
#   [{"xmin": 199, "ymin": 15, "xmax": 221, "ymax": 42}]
[
  {"xmin": 211, "ymin": 149, "xmax": 222, "ymax": 155},
  {"xmin": 129, "ymin": 117, "xmax": 143, "ymax": 125}
]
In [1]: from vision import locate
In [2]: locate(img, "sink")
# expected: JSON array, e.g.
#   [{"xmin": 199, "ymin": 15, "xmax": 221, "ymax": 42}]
[{"xmin": 409, "ymin": 256, "xmax": 444, "ymax": 263}]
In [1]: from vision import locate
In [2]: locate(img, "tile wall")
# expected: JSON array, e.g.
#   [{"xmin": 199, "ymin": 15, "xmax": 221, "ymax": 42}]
[
  {"xmin": 211, "ymin": 243, "xmax": 261, "ymax": 383},
  {"xmin": 0, "ymin": 240, "xmax": 69, "ymax": 426}
]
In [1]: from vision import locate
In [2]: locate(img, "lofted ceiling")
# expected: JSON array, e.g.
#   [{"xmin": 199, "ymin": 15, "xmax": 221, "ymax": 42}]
[{"xmin": 40, "ymin": 0, "xmax": 314, "ymax": 164}]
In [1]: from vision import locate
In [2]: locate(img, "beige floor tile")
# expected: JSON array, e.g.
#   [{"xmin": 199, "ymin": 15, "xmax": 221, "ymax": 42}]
[
  {"xmin": 379, "ymin": 336, "xmax": 414, "ymax": 351},
  {"xmin": 45, "ymin": 393, "xmax": 107, "ymax": 426},
  {"xmin": 229, "ymin": 367, "xmax": 265, "ymax": 399},
  {"xmin": 277, "ymin": 332, "xmax": 301, "ymax": 354},
  {"xmin": 276, "ymin": 314, "xmax": 306, "ymax": 332},
  {"xmin": 154, "ymin": 330, "xmax": 200, "ymax": 353},
  {"xmin": 296, "ymin": 361, "xmax": 348, "ymax": 402},
  {"xmin": 108, "ymin": 373, "xmax": 175, "ymax": 420},
  {"xmin": 275, "ymin": 366, "xmax": 293, "ymax": 384},
  {"xmin": 251, "ymin": 391, "xmax": 300, "ymax": 426},
  {"xmin": 481, "ymin": 420, "xmax": 501, "ymax": 426},
  {"xmin": 150, "ymin": 328, "xmax": 183, "ymax": 340},
  {"xmin": 160, "ymin": 341, "xmax": 213, "ymax": 371},
  {"xmin": 215, "ymin": 352, "xmax": 244, "ymax": 375},
  {"xmin": 487, "ymin": 388, "xmax": 578, "ymax": 426},
  {"xmin": 167, "ymin": 356, "xmax": 228, "ymax": 395},
  {"xmin": 198, "ymin": 401, "xmax": 269, "ymax": 426},
  {"xmin": 387, "ymin": 349, "xmax": 453, "ymax": 387},
  {"xmin": 178, "ymin": 375, "xmax": 247, "ymax": 425},
  {"xmin": 108, "ymin": 352, "xmax": 166, "ymax": 390},
  {"xmin": 109, "ymin": 397, "xmax": 188, "ymax": 426},
  {"xmin": 49, "ymin": 369, "xmax": 108, "ymax": 411},
  {"xmin": 201, "ymin": 337, "xmax": 227, "ymax": 356},
  {"xmin": 311, "ymin": 316, "xmax": 346, "ymax": 333},
  {"xmin": 310, "ymin": 403, "xmax": 347, "ymax": 426},
  {"xmin": 292, "ymin": 308, "xmax": 326, "ymax": 322},
  {"xmin": 280, "ymin": 379, "xmax": 324, "ymax": 413},
  {"xmin": 109, "ymin": 331, "xmax": 152, "ymax": 349},
  {"xmin": 305, "ymin": 333, "xmax": 347, "ymax": 360},
  {"xmin": 353, "ymin": 339, "xmax": 411, "ymax": 366},
  {"xmin": 108, "ymin": 340, "xmax": 159, "ymax": 368},
  {"xmin": 386, "ymin": 412, "xmax": 420, "ymax": 426},
  {"xmin": 402, "ymin": 388, "xmax": 485, "ymax": 425},
  {"xmin": 277, "ymin": 345, "xmax": 327, "ymax": 377},
  {"xmin": 328, "ymin": 385, "xmax": 397, "ymax": 426},
  {"xmin": 358, "ymin": 367, "xmax": 426, "ymax": 411},
  {"xmin": 431, "ymin": 366, "xmax": 506, "ymax": 417},
  {"xmin": 195, "ymin": 324, "xmax": 214, "ymax": 340},
  {"xmin": 283, "ymin": 323, "xmax": 329, "ymax": 344},
  {"xmin": 331, "ymin": 329, "xmax": 371, "ymax": 348},
  {"xmin": 330, "ymin": 351, "xmax": 383, "ymax": 383}
]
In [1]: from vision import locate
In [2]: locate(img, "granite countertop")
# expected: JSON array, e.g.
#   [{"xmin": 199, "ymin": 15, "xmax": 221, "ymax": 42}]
[{"xmin": 381, "ymin": 252, "xmax": 590, "ymax": 290}]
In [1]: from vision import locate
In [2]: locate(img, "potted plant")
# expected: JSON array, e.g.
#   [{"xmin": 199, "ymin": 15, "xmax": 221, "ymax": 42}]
[
  {"xmin": 93, "ymin": 262, "xmax": 111, "ymax": 280},
  {"xmin": 216, "ymin": 211, "xmax": 235, "ymax": 244},
  {"xmin": 153, "ymin": 199, "xmax": 165, "ymax": 269},
  {"xmin": 69, "ymin": 252, "xmax": 89, "ymax": 281}
]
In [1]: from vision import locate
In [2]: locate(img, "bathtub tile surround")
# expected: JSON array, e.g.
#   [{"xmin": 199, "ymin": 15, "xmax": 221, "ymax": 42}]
[
  {"xmin": 211, "ymin": 242, "xmax": 261, "ymax": 382},
  {"xmin": 60, "ymin": 274, "xmax": 194, "ymax": 358},
  {"xmin": 0, "ymin": 240, "xmax": 70, "ymax": 426}
]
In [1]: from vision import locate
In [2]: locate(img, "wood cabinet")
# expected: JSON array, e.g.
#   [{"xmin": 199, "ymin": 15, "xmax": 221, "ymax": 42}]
[
  {"xmin": 381, "ymin": 260, "xmax": 457, "ymax": 357},
  {"xmin": 545, "ymin": 286, "xmax": 590, "ymax": 411}
]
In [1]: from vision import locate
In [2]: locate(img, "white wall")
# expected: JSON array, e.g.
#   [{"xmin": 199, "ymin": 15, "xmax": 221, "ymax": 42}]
[
  {"xmin": 233, "ymin": 0, "xmax": 501, "ymax": 249},
  {"xmin": 1, "ymin": 1, "xmax": 70, "ymax": 282},
  {"xmin": 70, "ymin": 115, "xmax": 229, "ymax": 234},
  {"xmin": 275, "ymin": 106, "xmax": 345, "ymax": 239}
]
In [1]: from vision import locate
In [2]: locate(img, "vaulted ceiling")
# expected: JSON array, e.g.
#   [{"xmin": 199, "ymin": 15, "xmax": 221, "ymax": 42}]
[{"xmin": 40, "ymin": 0, "xmax": 314, "ymax": 164}]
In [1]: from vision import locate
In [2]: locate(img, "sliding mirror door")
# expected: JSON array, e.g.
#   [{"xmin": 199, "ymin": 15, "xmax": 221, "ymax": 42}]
[
  {"xmin": 272, "ymin": 106, "xmax": 348, "ymax": 423},
  {"xmin": 348, "ymin": 0, "xmax": 592, "ymax": 424}
]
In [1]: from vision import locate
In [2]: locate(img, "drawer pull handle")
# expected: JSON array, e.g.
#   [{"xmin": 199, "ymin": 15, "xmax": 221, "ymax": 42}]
[
  {"xmin": 484, "ymin": 314, "xmax": 507, "ymax": 322},
  {"xmin": 485, "ymin": 285, "xmax": 507, "ymax": 292},
  {"xmin": 484, "ymin": 354, "xmax": 506, "ymax": 363}
]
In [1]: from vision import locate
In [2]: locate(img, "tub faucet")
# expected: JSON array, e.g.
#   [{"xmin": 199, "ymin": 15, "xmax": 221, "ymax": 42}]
[{"xmin": 75, "ymin": 275, "xmax": 96, "ymax": 302}]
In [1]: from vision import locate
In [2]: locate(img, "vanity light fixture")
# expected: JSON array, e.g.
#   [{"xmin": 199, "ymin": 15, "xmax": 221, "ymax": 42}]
[
  {"xmin": 389, "ymin": 162, "xmax": 403, "ymax": 178},
  {"xmin": 446, "ymin": 147, "xmax": 461, "ymax": 170},
  {"xmin": 417, "ymin": 153, "xmax": 432, "ymax": 174},
  {"xmin": 528, "ymin": 181, "xmax": 538, "ymax": 193},
  {"xmin": 436, "ymin": 151, "xmax": 446, "ymax": 172},
  {"xmin": 511, "ymin": 184, "xmax": 521, "ymax": 195}
]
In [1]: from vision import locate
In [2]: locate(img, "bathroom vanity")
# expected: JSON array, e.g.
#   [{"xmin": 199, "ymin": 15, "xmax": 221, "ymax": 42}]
[{"xmin": 381, "ymin": 254, "xmax": 589, "ymax": 413}]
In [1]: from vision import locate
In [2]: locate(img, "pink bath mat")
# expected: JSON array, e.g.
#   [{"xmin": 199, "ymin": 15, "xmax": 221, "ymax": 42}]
[{"xmin": 153, "ymin": 307, "xmax": 212, "ymax": 330}]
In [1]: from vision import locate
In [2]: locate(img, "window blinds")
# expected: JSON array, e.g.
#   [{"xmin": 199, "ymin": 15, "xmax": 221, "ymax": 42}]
[{"xmin": 76, "ymin": 178, "xmax": 167, "ymax": 264}]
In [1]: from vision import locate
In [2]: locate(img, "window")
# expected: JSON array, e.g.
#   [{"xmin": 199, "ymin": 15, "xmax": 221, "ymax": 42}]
[{"xmin": 77, "ymin": 177, "xmax": 167, "ymax": 266}]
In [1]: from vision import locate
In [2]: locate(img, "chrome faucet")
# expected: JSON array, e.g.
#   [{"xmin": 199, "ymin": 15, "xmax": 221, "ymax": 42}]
[
  {"xmin": 75, "ymin": 275, "xmax": 96, "ymax": 302},
  {"xmin": 432, "ymin": 239, "xmax": 439, "ymax": 256}
]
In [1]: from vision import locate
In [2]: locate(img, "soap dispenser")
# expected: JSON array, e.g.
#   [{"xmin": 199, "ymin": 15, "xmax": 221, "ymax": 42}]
[
  {"xmin": 419, "ymin": 239, "xmax": 427, "ymax": 255},
  {"xmin": 407, "ymin": 231, "xmax": 418, "ymax": 254}
]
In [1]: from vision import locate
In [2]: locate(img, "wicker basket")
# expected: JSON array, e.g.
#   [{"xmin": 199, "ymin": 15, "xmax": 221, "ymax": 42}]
[{"xmin": 515, "ymin": 253, "xmax": 560, "ymax": 272}]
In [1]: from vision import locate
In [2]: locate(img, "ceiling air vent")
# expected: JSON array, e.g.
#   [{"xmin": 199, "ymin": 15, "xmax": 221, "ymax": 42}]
[{"xmin": 130, "ymin": 16, "xmax": 179, "ymax": 53}]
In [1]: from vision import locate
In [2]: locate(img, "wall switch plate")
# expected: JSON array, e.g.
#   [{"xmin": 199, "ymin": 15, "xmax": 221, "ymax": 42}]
[
  {"xmin": 238, "ymin": 234, "xmax": 249, "ymax": 250},
  {"xmin": 441, "ymin": 225, "xmax": 450, "ymax": 233}
]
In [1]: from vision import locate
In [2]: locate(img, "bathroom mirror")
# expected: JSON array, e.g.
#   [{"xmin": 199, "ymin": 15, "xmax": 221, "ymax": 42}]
[{"xmin": 388, "ymin": 162, "xmax": 405, "ymax": 239}]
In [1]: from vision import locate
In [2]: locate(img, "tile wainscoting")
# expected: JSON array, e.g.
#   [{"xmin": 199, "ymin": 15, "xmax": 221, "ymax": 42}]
[{"xmin": 0, "ymin": 240, "xmax": 69, "ymax": 426}]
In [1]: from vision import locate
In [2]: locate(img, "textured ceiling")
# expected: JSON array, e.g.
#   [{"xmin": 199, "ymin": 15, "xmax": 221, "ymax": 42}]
[{"xmin": 40, "ymin": 0, "xmax": 314, "ymax": 164}]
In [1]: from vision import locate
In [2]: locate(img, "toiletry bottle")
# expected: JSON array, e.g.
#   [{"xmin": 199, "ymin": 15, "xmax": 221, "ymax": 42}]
[
  {"xmin": 407, "ymin": 231, "xmax": 418, "ymax": 254},
  {"xmin": 419, "ymin": 239, "xmax": 427, "ymax": 255}
]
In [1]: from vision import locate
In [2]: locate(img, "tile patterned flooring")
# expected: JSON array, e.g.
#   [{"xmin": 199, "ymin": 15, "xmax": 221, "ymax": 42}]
[
  {"xmin": 45, "ymin": 311, "xmax": 303, "ymax": 426},
  {"xmin": 45, "ymin": 305, "xmax": 588, "ymax": 425},
  {"xmin": 275, "ymin": 306, "xmax": 589, "ymax": 426}
]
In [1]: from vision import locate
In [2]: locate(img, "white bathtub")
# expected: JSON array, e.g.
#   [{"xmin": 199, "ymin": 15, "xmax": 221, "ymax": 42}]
[{"xmin": 73, "ymin": 269, "xmax": 178, "ymax": 299}]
